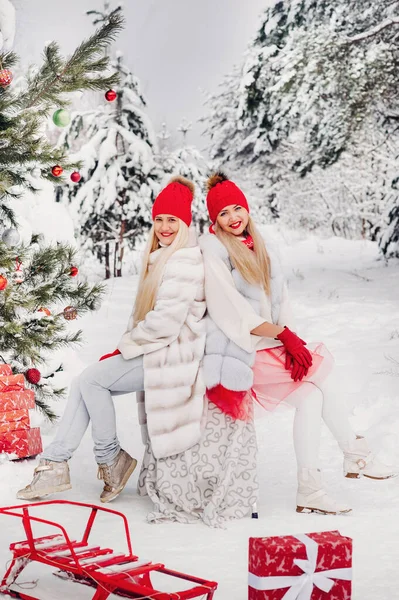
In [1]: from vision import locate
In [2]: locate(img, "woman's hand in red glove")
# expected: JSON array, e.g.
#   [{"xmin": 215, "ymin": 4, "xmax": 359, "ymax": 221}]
[
  {"xmin": 285, "ymin": 353, "xmax": 309, "ymax": 382},
  {"xmin": 99, "ymin": 348, "xmax": 121, "ymax": 361},
  {"xmin": 277, "ymin": 326, "xmax": 313, "ymax": 370}
]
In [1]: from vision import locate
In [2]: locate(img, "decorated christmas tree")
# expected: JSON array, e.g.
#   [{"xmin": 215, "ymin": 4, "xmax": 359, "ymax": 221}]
[{"xmin": 0, "ymin": 7, "xmax": 123, "ymax": 419}]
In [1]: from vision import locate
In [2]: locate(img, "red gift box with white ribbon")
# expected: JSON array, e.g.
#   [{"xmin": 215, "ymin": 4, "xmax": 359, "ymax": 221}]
[
  {"xmin": 248, "ymin": 530, "xmax": 352, "ymax": 600},
  {"xmin": 0, "ymin": 427, "xmax": 42, "ymax": 458}
]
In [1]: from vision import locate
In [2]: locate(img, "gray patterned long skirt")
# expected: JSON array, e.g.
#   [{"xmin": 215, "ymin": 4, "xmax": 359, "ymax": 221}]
[{"xmin": 137, "ymin": 403, "xmax": 258, "ymax": 528}]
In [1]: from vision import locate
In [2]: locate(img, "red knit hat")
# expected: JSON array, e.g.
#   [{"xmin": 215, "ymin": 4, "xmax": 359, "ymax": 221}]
[
  {"xmin": 206, "ymin": 172, "xmax": 249, "ymax": 223},
  {"xmin": 152, "ymin": 176, "xmax": 194, "ymax": 227}
]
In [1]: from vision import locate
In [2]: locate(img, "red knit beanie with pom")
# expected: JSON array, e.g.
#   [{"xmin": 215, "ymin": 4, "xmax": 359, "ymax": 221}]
[
  {"xmin": 152, "ymin": 176, "xmax": 194, "ymax": 227},
  {"xmin": 206, "ymin": 172, "xmax": 249, "ymax": 223}
]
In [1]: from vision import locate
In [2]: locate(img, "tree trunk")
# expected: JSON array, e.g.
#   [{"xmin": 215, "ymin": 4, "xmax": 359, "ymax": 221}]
[
  {"xmin": 105, "ymin": 242, "xmax": 111, "ymax": 280},
  {"xmin": 113, "ymin": 241, "xmax": 119, "ymax": 278},
  {"xmin": 116, "ymin": 220, "xmax": 126, "ymax": 278}
]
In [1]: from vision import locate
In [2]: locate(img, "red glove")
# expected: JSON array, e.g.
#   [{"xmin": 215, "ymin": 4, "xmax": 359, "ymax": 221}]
[
  {"xmin": 277, "ymin": 327, "xmax": 313, "ymax": 380},
  {"xmin": 99, "ymin": 349, "xmax": 121, "ymax": 361},
  {"xmin": 286, "ymin": 355, "xmax": 309, "ymax": 382}
]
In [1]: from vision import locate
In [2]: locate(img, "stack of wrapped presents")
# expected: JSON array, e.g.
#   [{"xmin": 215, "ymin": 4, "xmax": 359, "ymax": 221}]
[{"xmin": 0, "ymin": 364, "xmax": 42, "ymax": 459}]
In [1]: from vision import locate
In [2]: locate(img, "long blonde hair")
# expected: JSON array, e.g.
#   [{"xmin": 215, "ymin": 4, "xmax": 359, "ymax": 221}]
[
  {"xmin": 214, "ymin": 215, "xmax": 271, "ymax": 295},
  {"xmin": 133, "ymin": 220, "xmax": 189, "ymax": 324}
]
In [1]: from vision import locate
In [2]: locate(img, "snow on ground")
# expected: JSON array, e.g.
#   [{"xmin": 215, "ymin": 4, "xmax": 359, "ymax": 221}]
[{"xmin": 1, "ymin": 231, "xmax": 399, "ymax": 599}]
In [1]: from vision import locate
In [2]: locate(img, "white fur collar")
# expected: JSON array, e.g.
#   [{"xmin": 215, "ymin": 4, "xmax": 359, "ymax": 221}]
[{"xmin": 199, "ymin": 233, "xmax": 229, "ymax": 259}]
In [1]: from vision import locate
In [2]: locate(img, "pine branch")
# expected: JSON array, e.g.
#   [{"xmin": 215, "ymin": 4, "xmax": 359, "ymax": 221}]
[
  {"xmin": 19, "ymin": 10, "xmax": 124, "ymax": 111},
  {"xmin": 33, "ymin": 395, "xmax": 58, "ymax": 422}
]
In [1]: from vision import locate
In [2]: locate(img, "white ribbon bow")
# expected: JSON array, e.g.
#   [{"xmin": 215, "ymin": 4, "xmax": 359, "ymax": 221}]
[{"xmin": 248, "ymin": 533, "xmax": 352, "ymax": 600}]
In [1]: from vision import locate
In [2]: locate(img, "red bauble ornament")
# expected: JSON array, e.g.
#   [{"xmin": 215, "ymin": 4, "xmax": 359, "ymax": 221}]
[
  {"xmin": 25, "ymin": 368, "xmax": 41, "ymax": 385},
  {"xmin": 0, "ymin": 69, "xmax": 13, "ymax": 88},
  {"xmin": 70, "ymin": 171, "xmax": 81, "ymax": 183},
  {"xmin": 51, "ymin": 165, "xmax": 63, "ymax": 177},
  {"xmin": 0, "ymin": 275, "xmax": 7, "ymax": 290},
  {"xmin": 70, "ymin": 265, "xmax": 79, "ymax": 277},
  {"xmin": 105, "ymin": 89, "xmax": 117, "ymax": 102},
  {"xmin": 38, "ymin": 307, "xmax": 51, "ymax": 316}
]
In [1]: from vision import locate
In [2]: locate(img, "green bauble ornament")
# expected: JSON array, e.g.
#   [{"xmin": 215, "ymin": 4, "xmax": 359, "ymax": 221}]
[{"xmin": 52, "ymin": 109, "xmax": 71, "ymax": 127}]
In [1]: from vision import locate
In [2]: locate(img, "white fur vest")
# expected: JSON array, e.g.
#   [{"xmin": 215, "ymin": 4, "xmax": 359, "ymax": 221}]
[
  {"xmin": 199, "ymin": 234, "xmax": 287, "ymax": 394},
  {"xmin": 118, "ymin": 233, "xmax": 207, "ymax": 459}
]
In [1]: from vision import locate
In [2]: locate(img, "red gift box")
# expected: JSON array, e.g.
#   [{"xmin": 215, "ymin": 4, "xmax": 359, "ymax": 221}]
[
  {"xmin": 0, "ymin": 374, "xmax": 25, "ymax": 392},
  {"xmin": 0, "ymin": 427, "xmax": 42, "ymax": 458},
  {"xmin": 0, "ymin": 364, "xmax": 12, "ymax": 376},
  {"xmin": 249, "ymin": 530, "xmax": 352, "ymax": 600},
  {"xmin": 0, "ymin": 409, "xmax": 30, "ymax": 434},
  {"xmin": 0, "ymin": 389, "xmax": 35, "ymax": 411}
]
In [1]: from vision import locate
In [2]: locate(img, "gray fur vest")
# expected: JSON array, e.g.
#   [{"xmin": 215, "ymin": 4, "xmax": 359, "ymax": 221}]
[{"xmin": 199, "ymin": 234, "xmax": 285, "ymax": 393}]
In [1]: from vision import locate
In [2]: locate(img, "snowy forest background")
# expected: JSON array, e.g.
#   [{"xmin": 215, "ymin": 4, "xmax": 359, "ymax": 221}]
[{"xmin": 12, "ymin": 0, "xmax": 399, "ymax": 280}]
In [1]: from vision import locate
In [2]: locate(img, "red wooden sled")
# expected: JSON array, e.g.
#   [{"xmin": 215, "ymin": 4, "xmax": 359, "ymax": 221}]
[{"xmin": 0, "ymin": 500, "xmax": 217, "ymax": 599}]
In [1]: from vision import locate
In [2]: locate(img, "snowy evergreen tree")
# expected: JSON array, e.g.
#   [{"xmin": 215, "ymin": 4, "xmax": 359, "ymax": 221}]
[
  {"xmin": 158, "ymin": 120, "xmax": 209, "ymax": 233},
  {"xmin": 205, "ymin": 1, "xmax": 399, "ymax": 243},
  {"xmin": 207, "ymin": 1, "xmax": 399, "ymax": 174},
  {"xmin": 57, "ymin": 51, "xmax": 160, "ymax": 278},
  {"xmin": 378, "ymin": 181, "xmax": 399, "ymax": 257}
]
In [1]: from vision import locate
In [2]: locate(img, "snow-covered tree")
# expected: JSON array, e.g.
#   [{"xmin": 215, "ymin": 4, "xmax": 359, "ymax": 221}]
[
  {"xmin": 57, "ymin": 52, "xmax": 161, "ymax": 278},
  {"xmin": 205, "ymin": 1, "xmax": 399, "ymax": 243},
  {"xmin": 207, "ymin": 1, "xmax": 399, "ymax": 175},
  {"xmin": 158, "ymin": 120, "xmax": 209, "ymax": 233},
  {"xmin": 273, "ymin": 122, "xmax": 399, "ymax": 238},
  {"xmin": 378, "ymin": 180, "xmax": 399, "ymax": 257}
]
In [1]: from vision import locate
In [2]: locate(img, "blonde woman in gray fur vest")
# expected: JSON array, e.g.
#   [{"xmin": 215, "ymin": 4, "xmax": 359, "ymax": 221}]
[
  {"xmin": 199, "ymin": 171, "xmax": 396, "ymax": 516},
  {"xmin": 18, "ymin": 177, "xmax": 207, "ymax": 504}
]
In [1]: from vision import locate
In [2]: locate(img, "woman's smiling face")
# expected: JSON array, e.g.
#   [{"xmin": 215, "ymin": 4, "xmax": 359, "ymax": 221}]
[
  {"xmin": 154, "ymin": 214, "xmax": 180, "ymax": 245},
  {"xmin": 216, "ymin": 204, "xmax": 249, "ymax": 236}
]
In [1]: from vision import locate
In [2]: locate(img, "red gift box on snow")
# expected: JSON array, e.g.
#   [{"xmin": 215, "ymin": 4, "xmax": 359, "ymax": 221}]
[
  {"xmin": 0, "ymin": 389, "xmax": 35, "ymax": 412},
  {"xmin": 248, "ymin": 530, "xmax": 352, "ymax": 600},
  {"xmin": 0, "ymin": 428, "xmax": 42, "ymax": 458},
  {"xmin": 0, "ymin": 374, "xmax": 25, "ymax": 392}
]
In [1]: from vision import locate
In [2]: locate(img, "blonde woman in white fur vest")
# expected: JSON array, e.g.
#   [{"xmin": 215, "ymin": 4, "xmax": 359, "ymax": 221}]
[
  {"xmin": 18, "ymin": 177, "xmax": 207, "ymax": 504},
  {"xmin": 199, "ymin": 171, "xmax": 396, "ymax": 516}
]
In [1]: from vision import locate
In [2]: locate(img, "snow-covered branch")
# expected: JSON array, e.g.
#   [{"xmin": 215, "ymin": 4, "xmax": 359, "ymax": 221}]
[{"xmin": 344, "ymin": 16, "xmax": 399, "ymax": 43}]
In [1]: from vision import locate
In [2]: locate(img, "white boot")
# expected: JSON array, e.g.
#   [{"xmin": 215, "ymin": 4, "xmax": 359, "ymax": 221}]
[
  {"xmin": 16, "ymin": 460, "xmax": 71, "ymax": 500},
  {"xmin": 344, "ymin": 437, "xmax": 397, "ymax": 480},
  {"xmin": 296, "ymin": 468, "xmax": 352, "ymax": 515}
]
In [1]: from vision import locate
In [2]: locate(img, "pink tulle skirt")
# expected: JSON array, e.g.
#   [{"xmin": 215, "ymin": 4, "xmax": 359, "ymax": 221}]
[
  {"xmin": 206, "ymin": 343, "xmax": 334, "ymax": 421},
  {"xmin": 252, "ymin": 342, "xmax": 334, "ymax": 412}
]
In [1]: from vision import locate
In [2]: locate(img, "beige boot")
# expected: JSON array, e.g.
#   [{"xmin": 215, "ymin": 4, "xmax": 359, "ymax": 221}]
[
  {"xmin": 296, "ymin": 468, "xmax": 352, "ymax": 515},
  {"xmin": 97, "ymin": 449, "xmax": 137, "ymax": 503},
  {"xmin": 16, "ymin": 460, "xmax": 71, "ymax": 500},
  {"xmin": 344, "ymin": 437, "xmax": 397, "ymax": 480}
]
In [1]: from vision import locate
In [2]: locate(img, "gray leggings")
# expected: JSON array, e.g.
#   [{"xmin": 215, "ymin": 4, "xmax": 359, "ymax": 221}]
[{"xmin": 42, "ymin": 354, "xmax": 144, "ymax": 465}]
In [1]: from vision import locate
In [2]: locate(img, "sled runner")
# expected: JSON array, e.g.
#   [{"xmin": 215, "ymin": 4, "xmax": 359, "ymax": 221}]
[{"xmin": 0, "ymin": 500, "xmax": 217, "ymax": 599}]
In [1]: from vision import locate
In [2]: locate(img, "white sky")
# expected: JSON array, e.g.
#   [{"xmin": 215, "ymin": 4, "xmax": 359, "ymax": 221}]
[{"xmin": 13, "ymin": 0, "xmax": 270, "ymax": 151}]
